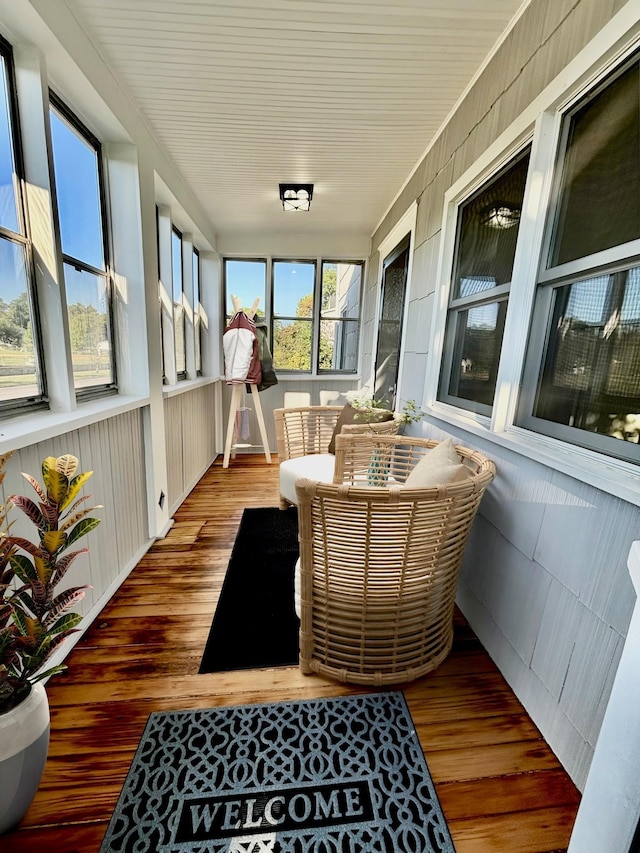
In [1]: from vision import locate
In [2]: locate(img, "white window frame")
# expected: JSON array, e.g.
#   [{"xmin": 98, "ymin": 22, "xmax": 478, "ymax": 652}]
[
  {"xmin": 272, "ymin": 257, "xmax": 318, "ymax": 374},
  {"xmin": 436, "ymin": 149, "xmax": 531, "ymax": 418},
  {"xmin": 423, "ymin": 9, "xmax": 640, "ymax": 506},
  {"xmin": 0, "ymin": 36, "xmax": 48, "ymax": 415},
  {"xmin": 318, "ymin": 259, "xmax": 363, "ymax": 374},
  {"xmin": 171, "ymin": 225, "xmax": 187, "ymax": 380},
  {"xmin": 516, "ymin": 51, "xmax": 640, "ymax": 465},
  {"xmin": 158, "ymin": 209, "xmax": 212, "ymax": 388},
  {"xmin": 0, "ymin": 28, "xmax": 219, "ymax": 476},
  {"xmin": 49, "ymin": 91, "xmax": 117, "ymax": 401},
  {"xmin": 192, "ymin": 247, "xmax": 202, "ymax": 376},
  {"xmin": 372, "ymin": 202, "xmax": 417, "ymax": 407}
]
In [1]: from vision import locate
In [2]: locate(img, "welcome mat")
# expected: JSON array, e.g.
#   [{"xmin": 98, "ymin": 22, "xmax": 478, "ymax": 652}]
[
  {"xmin": 99, "ymin": 692, "xmax": 455, "ymax": 852},
  {"xmin": 199, "ymin": 507, "xmax": 299, "ymax": 673}
]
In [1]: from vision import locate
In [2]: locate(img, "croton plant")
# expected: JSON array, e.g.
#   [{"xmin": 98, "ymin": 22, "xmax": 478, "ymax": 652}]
[{"xmin": 0, "ymin": 453, "xmax": 100, "ymax": 714}]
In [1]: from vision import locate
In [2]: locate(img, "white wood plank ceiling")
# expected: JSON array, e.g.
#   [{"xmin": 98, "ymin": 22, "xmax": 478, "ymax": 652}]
[{"xmin": 66, "ymin": 0, "xmax": 527, "ymax": 239}]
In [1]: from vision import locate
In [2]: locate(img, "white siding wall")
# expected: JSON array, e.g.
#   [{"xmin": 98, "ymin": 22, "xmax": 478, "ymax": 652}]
[
  {"xmin": 370, "ymin": 0, "xmax": 640, "ymax": 789},
  {"xmin": 419, "ymin": 422, "xmax": 636, "ymax": 788}
]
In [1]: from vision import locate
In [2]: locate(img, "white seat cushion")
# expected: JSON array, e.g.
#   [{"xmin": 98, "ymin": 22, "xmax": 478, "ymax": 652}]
[{"xmin": 279, "ymin": 453, "xmax": 335, "ymax": 505}]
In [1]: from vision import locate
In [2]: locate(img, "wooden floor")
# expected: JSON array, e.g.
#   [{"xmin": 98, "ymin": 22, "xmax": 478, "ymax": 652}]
[{"xmin": 4, "ymin": 455, "xmax": 580, "ymax": 852}]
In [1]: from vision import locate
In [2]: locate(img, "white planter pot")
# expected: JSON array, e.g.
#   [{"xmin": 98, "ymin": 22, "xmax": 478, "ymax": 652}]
[{"xmin": 0, "ymin": 683, "xmax": 50, "ymax": 834}]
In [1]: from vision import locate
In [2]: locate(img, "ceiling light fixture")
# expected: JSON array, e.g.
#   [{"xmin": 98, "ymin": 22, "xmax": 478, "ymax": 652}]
[
  {"xmin": 279, "ymin": 183, "xmax": 313, "ymax": 212},
  {"xmin": 480, "ymin": 203, "xmax": 521, "ymax": 229}
]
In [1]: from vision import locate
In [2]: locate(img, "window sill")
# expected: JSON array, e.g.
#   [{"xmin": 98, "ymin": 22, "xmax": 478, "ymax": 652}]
[
  {"xmin": 162, "ymin": 375, "xmax": 219, "ymax": 398},
  {"xmin": 0, "ymin": 394, "xmax": 151, "ymax": 455},
  {"xmin": 424, "ymin": 402, "xmax": 640, "ymax": 507},
  {"xmin": 277, "ymin": 374, "xmax": 361, "ymax": 382}
]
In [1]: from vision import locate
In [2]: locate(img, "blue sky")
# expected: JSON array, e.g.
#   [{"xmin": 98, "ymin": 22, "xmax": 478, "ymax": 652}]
[
  {"xmin": 225, "ymin": 260, "xmax": 314, "ymax": 317},
  {"xmin": 0, "ymin": 97, "xmax": 107, "ymax": 308},
  {"xmin": 273, "ymin": 261, "xmax": 314, "ymax": 316},
  {"xmin": 49, "ymin": 109, "xmax": 104, "ymax": 271},
  {"xmin": 225, "ymin": 260, "xmax": 266, "ymax": 315},
  {"xmin": 0, "ymin": 57, "xmax": 19, "ymax": 236}
]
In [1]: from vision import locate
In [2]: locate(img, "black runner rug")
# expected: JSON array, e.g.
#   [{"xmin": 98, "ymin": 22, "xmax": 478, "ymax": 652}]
[
  {"xmin": 99, "ymin": 691, "xmax": 456, "ymax": 852},
  {"xmin": 199, "ymin": 506, "xmax": 299, "ymax": 673}
]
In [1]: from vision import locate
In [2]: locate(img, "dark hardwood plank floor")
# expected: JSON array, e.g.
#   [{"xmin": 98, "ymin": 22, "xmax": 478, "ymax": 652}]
[{"xmin": 3, "ymin": 455, "xmax": 580, "ymax": 852}]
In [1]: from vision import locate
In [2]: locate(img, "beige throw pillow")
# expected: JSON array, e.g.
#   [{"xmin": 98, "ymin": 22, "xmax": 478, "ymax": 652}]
[{"xmin": 403, "ymin": 437, "xmax": 468, "ymax": 488}]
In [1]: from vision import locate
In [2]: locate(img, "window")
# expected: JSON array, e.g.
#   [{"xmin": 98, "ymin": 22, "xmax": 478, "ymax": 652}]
[
  {"xmin": 224, "ymin": 258, "xmax": 267, "ymax": 322},
  {"xmin": 49, "ymin": 95, "xmax": 115, "ymax": 396},
  {"xmin": 223, "ymin": 257, "xmax": 363, "ymax": 374},
  {"xmin": 157, "ymin": 208, "xmax": 204, "ymax": 384},
  {"xmin": 319, "ymin": 261, "xmax": 361, "ymax": 372},
  {"xmin": 192, "ymin": 248, "xmax": 201, "ymax": 375},
  {"xmin": 438, "ymin": 149, "xmax": 530, "ymax": 415},
  {"xmin": 171, "ymin": 227, "xmax": 186, "ymax": 378},
  {"xmin": 518, "ymin": 56, "xmax": 640, "ymax": 462},
  {"xmin": 272, "ymin": 260, "xmax": 316, "ymax": 371},
  {"xmin": 549, "ymin": 62, "xmax": 640, "ymax": 267},
  {"xmin": 0, "ymin": 39, "xmax": 45, "ymax": 411}
]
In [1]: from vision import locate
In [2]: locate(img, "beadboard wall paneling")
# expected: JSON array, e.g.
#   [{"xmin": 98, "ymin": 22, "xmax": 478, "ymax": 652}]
[
  {"xmin": 0, "ymin": 409, "xmax": 148, "ymax": 618},
  {"xmin": 164, "ymin": 395, "xmax": 183, "ymax": 509},
  {"xmin": 164, "ymin": 383, "xmax": 218, "ymax": 512},
  {"xmin": 184, "ymin": 385, "xmax": 217, "ymax": 481}
]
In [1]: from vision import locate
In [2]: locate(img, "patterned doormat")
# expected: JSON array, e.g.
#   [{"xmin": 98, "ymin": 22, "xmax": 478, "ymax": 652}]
[{"xmin": 99, "ymin": 692, "xmax": 455, "ymax": 852}]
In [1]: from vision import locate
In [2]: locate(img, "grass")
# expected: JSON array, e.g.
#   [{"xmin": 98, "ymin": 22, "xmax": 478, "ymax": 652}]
[{"xmin": 0, "ymin": 344, "xmax": 110, "ymax": 395}]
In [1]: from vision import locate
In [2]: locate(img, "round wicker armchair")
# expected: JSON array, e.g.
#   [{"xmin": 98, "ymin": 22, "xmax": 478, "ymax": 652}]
[
  {"xmin": 295, "ymin": 433, "xmax": 496, "ymax": 686},
  {"xmin": 274, "ymin": 405, "xmax": 399, "ymax": 508}
]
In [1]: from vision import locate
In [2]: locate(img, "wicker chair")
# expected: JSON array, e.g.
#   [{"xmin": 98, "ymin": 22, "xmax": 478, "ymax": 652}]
[
  {"xmin": 274, "ymin": 406, "xmax": 399, "ymax": 509},
  {"xmin": 295, "ymin": 433, "xmax": 496, "ymax": 686}
]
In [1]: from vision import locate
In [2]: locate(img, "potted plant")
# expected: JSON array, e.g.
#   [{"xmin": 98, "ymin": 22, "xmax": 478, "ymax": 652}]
[
  {"xmin": 345, "ymin": 389, "xmax": 424, "ymax": 426},
  {"xmin": 342, "ymin": 391, "xmax": 424, "ymax": 486},
  {"xmin": 0, "ymin": 452, "xmax": 100, "ymax": 834}
]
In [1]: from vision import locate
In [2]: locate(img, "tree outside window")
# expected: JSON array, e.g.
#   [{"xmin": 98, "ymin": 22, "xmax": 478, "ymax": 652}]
[
  {"xmin": 272, "ymin": 261, "xmax": 315, "ymax": 371},
  {"xmin": 223, "ymin": 257, "xmax": 362, "ymax": 375},
  {"xmin": 49, "ymin": 96, "xmax": 115, "ymax": 395}
]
